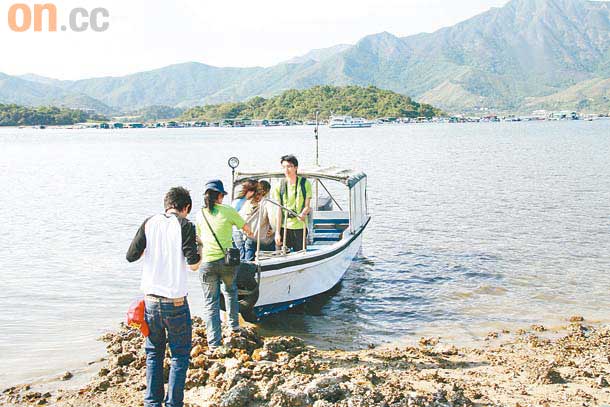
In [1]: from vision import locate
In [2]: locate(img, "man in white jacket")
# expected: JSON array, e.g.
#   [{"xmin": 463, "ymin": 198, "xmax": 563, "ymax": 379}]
[{"xmin": 126, "ymin": 186, "xmax": 201, "ymax": 407}]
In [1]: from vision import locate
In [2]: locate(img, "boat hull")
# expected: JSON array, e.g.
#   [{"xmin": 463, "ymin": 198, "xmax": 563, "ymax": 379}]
[{"xmin": 253, "ymin": 232, "xmax": 363, "ymax": 318}]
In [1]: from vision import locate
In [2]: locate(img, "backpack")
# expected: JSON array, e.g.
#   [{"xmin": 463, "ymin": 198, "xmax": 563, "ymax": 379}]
[{"xmin": 279, "ymin": 176, "xmax": 307, "ymax": 214}]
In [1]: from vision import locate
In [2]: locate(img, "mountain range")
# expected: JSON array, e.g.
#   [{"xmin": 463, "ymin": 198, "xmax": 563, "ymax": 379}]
[{"xmin": 1, "ymin": 0, "xmax": 609, "ymax": 114}]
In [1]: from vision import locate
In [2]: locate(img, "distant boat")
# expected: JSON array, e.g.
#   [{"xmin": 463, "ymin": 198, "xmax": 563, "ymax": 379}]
[{"xmin": 328, "ymin": 115, "xmax": 372, "ymax": 128}]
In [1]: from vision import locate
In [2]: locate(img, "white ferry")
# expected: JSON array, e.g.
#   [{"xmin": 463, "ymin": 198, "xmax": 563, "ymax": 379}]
[{"xmin": 328, "ymin": 115, "xmax": 372, "ymax": 128}]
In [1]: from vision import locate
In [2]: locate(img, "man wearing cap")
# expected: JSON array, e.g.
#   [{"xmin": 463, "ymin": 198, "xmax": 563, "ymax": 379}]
[
  {"xmin": 126, "ymin": 186, "xmax": 201, "ymax": 407},
  {"xmin": 273, "ymin": 154, "xmax": 312, "ymax": 252},
  {"xmin": 195, "ymin": 179, "xmax": 252, "ymax": 349}
]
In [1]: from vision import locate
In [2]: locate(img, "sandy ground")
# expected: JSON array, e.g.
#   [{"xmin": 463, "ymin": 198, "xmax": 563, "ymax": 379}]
[{"xmin": 2, "ymin": 316, "xmax": 609, "ymax": 407}]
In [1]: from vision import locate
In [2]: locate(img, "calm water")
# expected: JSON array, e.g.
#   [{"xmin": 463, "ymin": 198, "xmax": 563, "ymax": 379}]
[{"xmin": 1, "ymin": 121, "xmax": 609, "ymax": 387}]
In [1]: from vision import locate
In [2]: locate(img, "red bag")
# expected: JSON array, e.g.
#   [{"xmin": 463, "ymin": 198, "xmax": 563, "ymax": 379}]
[{"xmin": 126, "ymin": 296, "xmax": 150, "ymax": 337}]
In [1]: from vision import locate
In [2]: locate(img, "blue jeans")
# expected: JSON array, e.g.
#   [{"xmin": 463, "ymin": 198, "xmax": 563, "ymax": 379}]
[
  {"xmin": 232, "ymin": 230, "xmax": 246, "ymax": 261},
  {"xmin": 199, "ymin": 259, "xmax": 239, "ymax": 348},
  {"xmin": 244, "ymin": 238, "xmax": 275, "ymax": 260},
  {"xmin": 144, "ymin": 297, "xmax": 192, "ymax": 407}
]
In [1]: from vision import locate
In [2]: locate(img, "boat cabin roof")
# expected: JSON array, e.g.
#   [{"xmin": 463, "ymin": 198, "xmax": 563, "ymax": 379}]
[{"xmin": 235, "ymin": 165, "xmax": 366, "ymax": 188}]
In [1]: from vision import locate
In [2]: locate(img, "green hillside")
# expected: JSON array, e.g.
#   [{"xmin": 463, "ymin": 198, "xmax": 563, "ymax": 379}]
[
  {"xmin": 0, "ymin": 104, "xmax": 107, "ymax": 126},
  {"xmin": 181, "ymin": 85, "xmax": 442, "ymax": 121}
]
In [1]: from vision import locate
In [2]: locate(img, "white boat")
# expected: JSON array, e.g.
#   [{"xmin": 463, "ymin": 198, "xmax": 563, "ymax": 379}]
[
  {"xmin": 328, "ymin": 115, "xmax": 372, "ymax": 128},
  {"xmin": 231, "ymin": 166, "xmax": 370, "ymax": 321}
]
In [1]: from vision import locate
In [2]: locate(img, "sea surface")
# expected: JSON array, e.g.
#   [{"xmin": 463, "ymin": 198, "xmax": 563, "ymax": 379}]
[{"xmin": 1, "ymin": 121, "xmax": 609, "ymax": 387}]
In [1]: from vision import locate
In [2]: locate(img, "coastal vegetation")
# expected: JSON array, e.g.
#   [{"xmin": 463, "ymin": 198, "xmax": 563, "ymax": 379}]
[
  {"xmin": 181, "ymin": 85, "xmax": 442, "ymax": 121},
  {"xmin": 0, "ymin": 104, "xmax": 107, "ymax": 126},
  {"xmin": 126, "ymin": 105, "xmax": 186, "ymax": 122}
]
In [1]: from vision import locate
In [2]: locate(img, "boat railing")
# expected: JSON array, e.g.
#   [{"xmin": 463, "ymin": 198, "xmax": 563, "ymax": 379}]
[{"xmin": 255, "ymin": 198, "xmax": 308, "ymax": 262}]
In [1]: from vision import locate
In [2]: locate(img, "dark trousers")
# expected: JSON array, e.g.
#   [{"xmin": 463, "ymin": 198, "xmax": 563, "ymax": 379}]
[{"xmin": 278, "ymin": 228, "xmax": 307, "ymax": 252}]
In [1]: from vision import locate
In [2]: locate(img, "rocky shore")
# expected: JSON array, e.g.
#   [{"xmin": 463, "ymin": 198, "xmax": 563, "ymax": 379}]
[{"xmin": 2, "ymin": 316, "xmax": 609, "ymax": 407}]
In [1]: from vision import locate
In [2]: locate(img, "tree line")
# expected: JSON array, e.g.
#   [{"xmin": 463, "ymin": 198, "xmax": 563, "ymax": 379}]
[
  {"xmin": 0, "ymin": 104, "xmax": 107, "ymax": 126},
  {"xmin": 181, "ymin": 85, "xmax": 443, "ymax": 122}
]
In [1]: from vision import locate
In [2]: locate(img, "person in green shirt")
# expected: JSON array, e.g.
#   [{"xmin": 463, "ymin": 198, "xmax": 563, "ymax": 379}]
[
  {"xmin": 273, "ymin": 154, "xmax": 312, "ymax": 252},
  {"xmin": 195, "ymin": 179, "xmax": 252, "ymax": 349}
]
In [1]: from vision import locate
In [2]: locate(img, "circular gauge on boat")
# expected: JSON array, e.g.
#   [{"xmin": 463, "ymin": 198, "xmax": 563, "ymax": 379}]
[{"xmin": 228, "ymin": 156, "xmax": 239, "ymax": 169}]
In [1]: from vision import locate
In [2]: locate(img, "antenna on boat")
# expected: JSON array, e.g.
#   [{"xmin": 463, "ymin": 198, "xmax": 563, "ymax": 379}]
[
  {"xmin": 228, "ymin": 156, "xmax": 240, "ymax": 200},
  {"xmin": 314, "ymin": 110, "xmax": 319, "ymax": 166}
]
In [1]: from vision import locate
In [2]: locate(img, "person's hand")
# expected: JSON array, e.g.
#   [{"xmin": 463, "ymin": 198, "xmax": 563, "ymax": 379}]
[{"xmin": 275, "ymin": 233, "xmax": 282, "ymax": 247}]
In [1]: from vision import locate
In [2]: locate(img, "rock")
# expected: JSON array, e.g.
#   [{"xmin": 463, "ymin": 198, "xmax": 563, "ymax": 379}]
[
  {"xmin": 108, "ymin": 367, "xmax": 125, "ymax": 378},
  {"xmin": 528, "ymin": 363, "xmax": 565, "ymax": 384},
  {"xmin": 264, "ymin": 336, "xmax": 306, "ymax": 354},
  {"xmin": 223, "ymin": 357, "xmax": 241, "ymax": 370},
  {"xmin": 259, "ymin": 375, "xmax": 284, "ymax": 400},
  {"xmin": 237, "ymin": 352, "xmax": 251, "ymax": 363},
  {"xmin": 61, "ymin": 371, "xmax": 73, "ymax": 381},
  {"xmin": 24, "ymin": 391, "xmax": 42, "ymax": 401},
  {"xmin": 213, "ymin": 346, "xmax": 233, "ymax": 359},
  {"xmin": 437, "ymin": 345, "xmax": 459, "ymax": 356},
  {"xmin": 192, "ymin": 355, "xmax": 208, "ymax": 369},
  {"xmin": 208, "ymin": 363, "xmax": 226, "ymax": 381},
  {"xmin": 568, "ymin": 324, "xmax": 588, "ymax": 336},
  {"xmin": 116, "ymin": 353, "xmax": 135, "ymax": 366},
  {"xmin": 309, "ymin": 383, "xmax": 345, "ymax": 403},
  {"xmin": 597, "ymin": 375, "xmax": 609, "ymax": 388},
  {"xmin": 286, "ymin": 353, "xmax": 319, "ymax": 374},
  {"xmin": 220, "ymin": 380, "xmax": 256, "ymax": 407},
  {"xmin": 269, "ymin": 388, "xmax": 310, "ymax": 407},
  {"xmin": 191, "ymin": 344, "xmax": 203, "ymax": 358},
  {"xmin": 433, "ymin": 388, "xmax": 448, "ymax": 403},
  {"xmin": 305, "ymin": 376, "xmax": 346, "ymax": 402},
  {"xmin": 419, "ymin": 337, "xmax": 439, "ymax": 347},
  {"xmin": 95, "ymin": 380, "xmax": 110, "ymax": 392},
  {"xmin": 531, "ymin": 324, "xmax": 546, "ymax": 332},
  {"xmin": 569, "ymin": 315, "xmax": 584, "ymax": 323},
  {"xmin": 223, "ymin": 336, "xmax": 259, "ymax": 354},
  {"xmin": 252, "ymin": 348, "xmax": 276, "ymax": 361}
]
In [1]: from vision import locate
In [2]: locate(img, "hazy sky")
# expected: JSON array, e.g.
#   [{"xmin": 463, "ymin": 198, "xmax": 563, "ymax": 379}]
[{"xmin": 0, "ymin": 0, "xmax": 508, "ymax": 80}]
